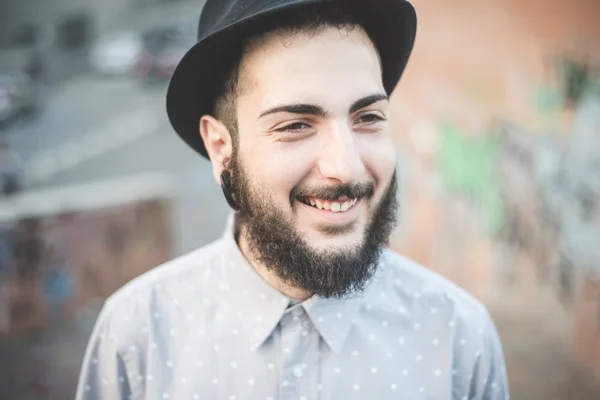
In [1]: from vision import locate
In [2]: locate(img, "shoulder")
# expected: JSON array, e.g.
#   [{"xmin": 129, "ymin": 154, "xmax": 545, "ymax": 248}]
[
  {"xmin": 94, "ymin": 238, "xmax": 225, "ymax": 342},
  {"xmin": 109, "ymin": 238, "xmax": 222, "ymax": 305},
  {"xmin": 377, "ymin": 251, "xmax": 508, "ymax": 394},
  {"xmin": 377, "ymin": 249, "xmax": 497, "ymax": 335},
  {"xmin": 381, "ymin": 249, "xmax": 487, "ymax": 310}
]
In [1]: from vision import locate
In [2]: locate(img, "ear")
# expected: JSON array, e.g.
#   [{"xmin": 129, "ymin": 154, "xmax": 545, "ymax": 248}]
[{"xmin": 199, "ymin": 115, "xmax": 233, "ymax": 185}]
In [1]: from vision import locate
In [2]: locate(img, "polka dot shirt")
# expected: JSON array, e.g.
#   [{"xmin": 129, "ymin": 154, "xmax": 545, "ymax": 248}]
[{"xmin": 75, "ymin": 216, "xmax": 510, "ymax": 399}]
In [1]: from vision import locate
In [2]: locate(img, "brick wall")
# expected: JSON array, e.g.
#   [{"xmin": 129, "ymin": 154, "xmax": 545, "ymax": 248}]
[{"xmin": 388, "ymin": 0, "xmax": 600, "ymax": 382}]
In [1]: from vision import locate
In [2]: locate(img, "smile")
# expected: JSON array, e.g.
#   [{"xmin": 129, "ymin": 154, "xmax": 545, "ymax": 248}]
[{"xmin": 299, "ymin": 196, "xmax": 359, "ymax": 213}]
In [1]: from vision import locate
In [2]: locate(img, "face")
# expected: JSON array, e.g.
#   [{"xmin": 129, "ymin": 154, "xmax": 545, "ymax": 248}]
[{"xmin": 204, "ymin": 26, "xmax": 399, "ymax": 298}]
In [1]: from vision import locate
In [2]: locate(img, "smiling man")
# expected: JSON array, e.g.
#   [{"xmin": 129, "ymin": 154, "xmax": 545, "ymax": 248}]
[{"xmin": 76, "ymin": 1, "xmax": 509, "ymax": 399}]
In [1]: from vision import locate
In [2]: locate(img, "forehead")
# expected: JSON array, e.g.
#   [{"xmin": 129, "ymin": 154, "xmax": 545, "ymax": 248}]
[{"xmin": 239, "ymin": 26, "xmax": 383, "ymax": 107}]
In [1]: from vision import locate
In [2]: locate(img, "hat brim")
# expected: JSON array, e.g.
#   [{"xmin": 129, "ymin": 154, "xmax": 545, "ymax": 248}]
[{"xmin": 166, "ymin": 0, "xmax": 417, "ymax": 159}]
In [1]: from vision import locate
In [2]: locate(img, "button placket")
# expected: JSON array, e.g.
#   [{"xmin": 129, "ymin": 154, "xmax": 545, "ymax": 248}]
[{"xmin": 279, "ymin": 310, "xmax": 319, "ymax": 400}]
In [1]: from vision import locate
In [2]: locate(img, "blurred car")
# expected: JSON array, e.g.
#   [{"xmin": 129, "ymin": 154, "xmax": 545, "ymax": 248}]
[
  {"xmin": 0, "ymin": 26, "xmax": 48, "ymax": 85},
  {"xmin": 0, "ymin": 71, "xmax": 38, "ymax": 127},
  {"xmin": 89, "ymin": 31, "xmax": 143, "ymax": 76},
  {"xmin": 132, "ymin": 25, "xmax": 195, "ymax": 81}
]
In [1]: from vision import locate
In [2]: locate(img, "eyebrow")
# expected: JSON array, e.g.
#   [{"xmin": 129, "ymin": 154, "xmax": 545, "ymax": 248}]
[
  {"xmin": 258, "ymin": 93, "xmax": 389, "ymax": 119},
  {"xmin": 349, "ymin": 93, "xmax": 388, "ymax": 114},
  {"xmin": 259, "ymin": 104, "xmax": 326, "ymax": 119}
]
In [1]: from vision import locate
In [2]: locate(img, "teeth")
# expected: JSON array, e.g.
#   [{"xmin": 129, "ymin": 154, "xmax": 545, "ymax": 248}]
[{"xmin": 305, "ymin": 197, "xmax": 359, "ymax": 212}]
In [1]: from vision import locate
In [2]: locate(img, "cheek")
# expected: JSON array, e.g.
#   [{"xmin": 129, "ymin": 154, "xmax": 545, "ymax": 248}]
[
  {"xmin": 247, "ymin": 149, "xmax": 314, "ymax": 203},
  {"xmin": 359, "ymin": 135, "xmax": 397, "ymax": 181}
]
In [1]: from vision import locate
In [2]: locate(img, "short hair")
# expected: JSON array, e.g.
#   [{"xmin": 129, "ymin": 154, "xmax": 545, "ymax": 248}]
[{"xmin": 212, "ymin": 3, "xmax": 370, "ymax": 145}]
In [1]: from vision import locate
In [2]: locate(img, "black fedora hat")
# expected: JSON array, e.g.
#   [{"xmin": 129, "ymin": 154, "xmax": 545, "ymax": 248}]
[{"xmin": 166, "ymin": 0, "xmax": 417, "ymax": 159}]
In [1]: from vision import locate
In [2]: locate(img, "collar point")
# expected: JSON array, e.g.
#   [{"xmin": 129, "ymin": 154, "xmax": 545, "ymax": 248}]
[{"xmin": 327, "ymin": 341, "xmax": 345, "ymax": 354}]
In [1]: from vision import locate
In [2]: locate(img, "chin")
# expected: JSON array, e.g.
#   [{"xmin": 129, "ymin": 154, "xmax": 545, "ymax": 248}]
[{"xmin": 308, "ymin": 226, "xmax": 364, "ymax": 248}]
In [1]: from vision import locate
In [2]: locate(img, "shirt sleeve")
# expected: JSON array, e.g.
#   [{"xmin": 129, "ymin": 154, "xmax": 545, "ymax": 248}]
[
  {"xmin": 75, "ymin": 304, "xmax": 135, "ymax": 400},
  {"xmin": 468, "ymin": 311, "xmax": 510, "ymax": 400}
]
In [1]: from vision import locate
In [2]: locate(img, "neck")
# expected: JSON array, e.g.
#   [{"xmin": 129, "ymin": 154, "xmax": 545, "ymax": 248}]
[{"xmin": 237, "ymin": 224, "xmax": 312, "ymax": 301}]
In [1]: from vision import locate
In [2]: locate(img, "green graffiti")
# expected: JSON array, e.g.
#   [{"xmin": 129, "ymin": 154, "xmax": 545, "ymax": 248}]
[
  {"xmin": 533, "ymin": 85, "xmax": 562, "ymax": 116},
  {"xmin": 538, "ymin": 58, "xmax": 600, "ymax": 112},
  {"xmin": 437, "ymin": 121, "xmax": 504, "ymax": 233}
]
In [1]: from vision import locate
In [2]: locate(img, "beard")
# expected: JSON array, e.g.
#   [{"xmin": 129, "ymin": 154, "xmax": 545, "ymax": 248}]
[{"xmin": 228, "ymin": 154, "xmax": 399, "ymax": 300}]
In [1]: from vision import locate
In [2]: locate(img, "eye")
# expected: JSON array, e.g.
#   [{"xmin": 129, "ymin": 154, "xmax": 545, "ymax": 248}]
[
  {"xmin": 277, "ymin": 122, "xmax": 311, "ymax": 132},
  {"xmin": 356, "ymin": 113, "xmax": 386, "ymax": 125}
]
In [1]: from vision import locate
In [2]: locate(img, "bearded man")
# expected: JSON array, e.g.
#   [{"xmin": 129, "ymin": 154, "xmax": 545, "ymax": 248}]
[{"xmin": 77, "ymin": 1, "xmax": 509, "ymax": 399}]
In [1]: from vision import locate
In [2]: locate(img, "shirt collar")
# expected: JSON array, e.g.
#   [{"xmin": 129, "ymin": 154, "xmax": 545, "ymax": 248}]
[
  {"xmin": 220, "ymin": 214, "xmax": 291, "ymax": 351},
  {"xmin": 219, "ymin": 213, "xmax": 372, "ymax": 353},
  {"xmin": 302, "ymin": 291, "xmax": 363, "ymax": 353}
]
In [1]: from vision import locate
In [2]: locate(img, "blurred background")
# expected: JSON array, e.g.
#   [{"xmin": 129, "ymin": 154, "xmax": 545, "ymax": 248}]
[{"xmin": 0, "ymin": 0, "xmax": 598, "ymax": 398}]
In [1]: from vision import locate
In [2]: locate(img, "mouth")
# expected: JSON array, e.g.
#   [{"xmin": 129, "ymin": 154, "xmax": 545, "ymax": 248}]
[{"xmin": 297, "ymin": 196, "xmax": 359, "ymax": 213}]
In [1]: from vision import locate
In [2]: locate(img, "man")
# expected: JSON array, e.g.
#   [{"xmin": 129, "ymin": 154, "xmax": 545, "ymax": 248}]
[{"xmin": 77, "ymin": 0, "xmax": 510, "ymax": 399}]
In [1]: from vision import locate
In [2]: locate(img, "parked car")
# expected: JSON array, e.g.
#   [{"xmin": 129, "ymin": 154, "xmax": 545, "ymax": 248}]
[
  {"xmin": 0, "ymin": 71, "xmax": 38, "ymax": 128},
  {"xmin": 89, "ymin": 31, "xmax": 143, "ymax": 76},
  {"xmin": 132, "ymin": 25, "xmax": 195, "ymax": 82}
]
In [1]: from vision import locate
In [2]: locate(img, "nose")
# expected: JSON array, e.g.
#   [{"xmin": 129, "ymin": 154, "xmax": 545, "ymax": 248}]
[{"xmin": 317, "ymin": 123, "xmax": 365, "ymax": 184}]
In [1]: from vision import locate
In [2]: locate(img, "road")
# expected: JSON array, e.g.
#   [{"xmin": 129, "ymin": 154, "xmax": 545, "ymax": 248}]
[
  {"xmin": 3, "ymin": 76, "xmax": 202, "ymax": 186},
  {"xmin": 1, "ymin": 0, "xmax": 208, "ymax": 189}
]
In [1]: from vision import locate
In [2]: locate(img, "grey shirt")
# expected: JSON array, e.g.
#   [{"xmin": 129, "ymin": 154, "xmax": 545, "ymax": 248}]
[{"xmin": 76, "ymin": 216, "xmax": 509, "ymax": 400}]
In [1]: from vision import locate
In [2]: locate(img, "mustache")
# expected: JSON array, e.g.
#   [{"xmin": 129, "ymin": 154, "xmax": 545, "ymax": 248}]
[{"xmin": 291, "ymin": 181, "xmax": 375, "ymax": 202}]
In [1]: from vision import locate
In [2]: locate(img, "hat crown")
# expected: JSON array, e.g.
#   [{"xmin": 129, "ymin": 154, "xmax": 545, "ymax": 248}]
[{"xmin": 198, "ymin": 0, "xmax": 288, "ymax": 41}]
